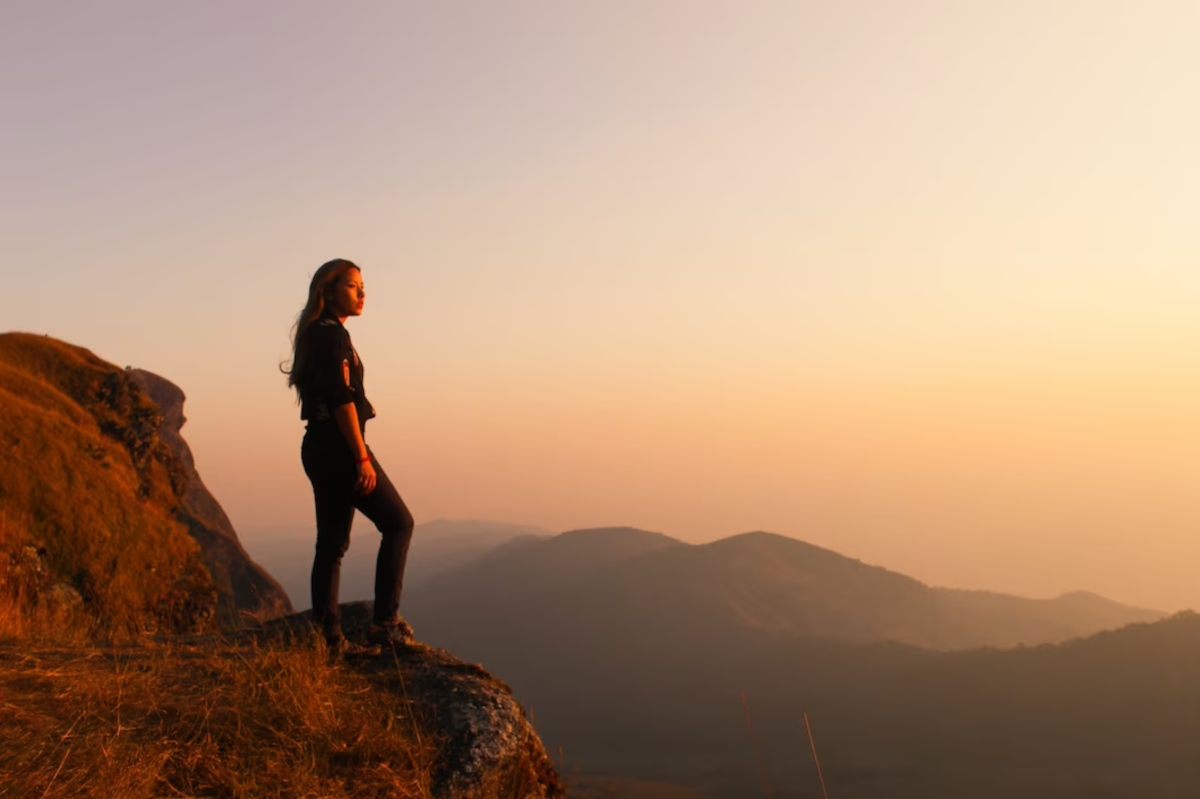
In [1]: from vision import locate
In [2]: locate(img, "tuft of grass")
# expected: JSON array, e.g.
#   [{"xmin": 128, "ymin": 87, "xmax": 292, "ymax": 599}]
[{"xmin": 0, "ymin": 635, "xmax": 439, "ymax": 798}]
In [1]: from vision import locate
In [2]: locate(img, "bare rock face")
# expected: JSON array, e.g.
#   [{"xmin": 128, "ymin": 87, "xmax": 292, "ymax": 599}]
[
  {"xmin": 127, "ymin": 369, "xmax": 293, "ymax": 624},
  {"xmin": 260, "ymin": 602, "xmax": 565, "ymax": 799}
]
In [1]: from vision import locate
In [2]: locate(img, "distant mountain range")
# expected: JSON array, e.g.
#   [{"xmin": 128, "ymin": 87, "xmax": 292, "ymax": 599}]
[
  {"xmin": 400, "ymin": 526, "xmax": 1193, "ymax": 797},
  {"xmin": 249, "ymin": 515, "xmax": 1185, "ymax": 797},
  {"xmin": 406, "ymin": 526, "xmax": 1162, "ymax": 652},
  {"xmin": 539, "ymin": 609, "xmax": 1200, "ymax": 798}
]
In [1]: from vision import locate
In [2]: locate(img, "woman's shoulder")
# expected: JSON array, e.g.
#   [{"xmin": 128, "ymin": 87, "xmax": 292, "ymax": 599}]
[
  {"xmin": 303, "ymin": 318, "xmax": 351, "ymax": 343},
  {"xmin": 312, "ymin": 316, "xmax": 344, "ymax": 331}
]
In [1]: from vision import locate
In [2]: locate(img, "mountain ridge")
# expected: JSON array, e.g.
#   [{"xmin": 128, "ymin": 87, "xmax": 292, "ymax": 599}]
[
  {"xmin": 408, "ymin": 525, "xmax": 1164, "ymax": 651},
  {"xmin": 406, "ymin": 523, "xmax": 1200, "ymax": 796}
]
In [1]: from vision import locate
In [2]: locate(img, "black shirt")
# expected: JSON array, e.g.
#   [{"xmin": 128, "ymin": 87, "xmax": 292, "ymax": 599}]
[{"xmin": 296, "ymin": 314, "xmax": 376, "ymax": 428}]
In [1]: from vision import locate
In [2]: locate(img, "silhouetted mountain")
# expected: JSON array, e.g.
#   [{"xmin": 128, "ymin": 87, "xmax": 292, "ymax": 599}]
[
  {"xmin": 438, "ymin": 527, "xmax": 685, "ymax": 602},
  {"xmin": 406, "ymin": 527, "xmax": 1186, "ymax": 795},
  {"xmin": 403, "ymin": 519, "xmax": 556, "ymax": 586},
  {"xmin": 601, "ymin": 611, "xmax": 1200, "ymax": 798},
  {"xmin": 928, "ymin": 586, "xmax": 1163, "ymax": 649},
  {"xmin": 408, "ymin": 528, "xmax": 1162, "ymax": 652}
]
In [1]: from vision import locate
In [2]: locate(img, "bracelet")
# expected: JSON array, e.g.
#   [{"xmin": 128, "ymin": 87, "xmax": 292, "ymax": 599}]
[{"xmin": 356, "ymin": 455, "xmax": 370, "ymax": 464}]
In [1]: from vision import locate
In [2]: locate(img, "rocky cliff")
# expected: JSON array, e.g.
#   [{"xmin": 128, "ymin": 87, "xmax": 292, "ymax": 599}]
[
  {"xmin": 127, "ymin": 368, "xmax": 292, "ymax": 623},
  {"xmin": 0, "ymin": 333, "xmax": 290, "ymax": 630},
  {"xmin": 1, "ymin": 332, "xmax": 564, "ymax": 796}
]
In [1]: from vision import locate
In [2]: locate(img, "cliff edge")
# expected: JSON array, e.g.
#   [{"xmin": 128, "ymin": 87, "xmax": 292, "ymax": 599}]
[
  {"xmin": 0, "ymin": 332, "xmax": 291, "ymax": 631},
  {"xmin": 0, "ymin": 331, "xmax": 564, "ymax": 796},
  {"xmin": 0, "ymin": 332, "xmax": 216, "ymax": 634},
  {"xmin": 258, "ymin": 601, "xmax": 565, "ymax": 798},
  {"xmin": 127, "ymin": 368, "xmax": 292, "ymax": 623}
]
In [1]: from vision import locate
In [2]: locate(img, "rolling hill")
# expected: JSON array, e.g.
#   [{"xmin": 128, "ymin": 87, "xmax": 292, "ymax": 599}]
[
  {"xmin": 403, "ymin": 527, "xmax": 1184, "ymax": 795},
  {"xmin": 406, "ymin": 527, "xmax": 1163, "ymax": 652}
]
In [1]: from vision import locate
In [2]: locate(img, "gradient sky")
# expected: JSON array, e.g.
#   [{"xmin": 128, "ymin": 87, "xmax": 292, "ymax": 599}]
[{"xmin": 3, "ymin": 1, "xmax": 1199, "ymax": 611}]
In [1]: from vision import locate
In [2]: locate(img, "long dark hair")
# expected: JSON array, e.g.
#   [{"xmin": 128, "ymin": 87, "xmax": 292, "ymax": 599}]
[{"xmin": 281, "ymin": 258, "xmax": 360, "ymax": 400}]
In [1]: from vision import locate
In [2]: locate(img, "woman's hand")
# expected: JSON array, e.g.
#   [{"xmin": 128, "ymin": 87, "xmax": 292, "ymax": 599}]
[
  {"xmin": 356, "ymin": 459, "xmax": 377, "ymax": 495},
  {"xmin": 333, "ymin": 403, "xmax": 376, "ymax": 495}
]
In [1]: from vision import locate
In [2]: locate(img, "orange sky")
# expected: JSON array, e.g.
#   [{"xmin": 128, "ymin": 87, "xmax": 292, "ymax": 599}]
[{"xmin": 3, "ymin": 1, "xmax": 1198, "ymax": 610}]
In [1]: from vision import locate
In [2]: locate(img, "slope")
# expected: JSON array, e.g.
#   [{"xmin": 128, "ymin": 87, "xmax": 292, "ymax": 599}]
[
  {"xmin": 0, "ymin": 332, "xmax": 215, "ymax": 635},
  {"xmin": 128, "ymin": 368, "xmax": 291, "ymax": 622}
]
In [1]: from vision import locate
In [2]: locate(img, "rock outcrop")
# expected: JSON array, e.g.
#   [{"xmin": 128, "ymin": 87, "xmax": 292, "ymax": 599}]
[
  {"xmin": 258, "ymin": 601, "xmax": 565, "ymax": 799},
  {"xmin": 127, "ymin": 368, "xmax": 292, "ymax": 624},
  {"xmin": 0, "ymin": 332, "xmax": 218, "ymax": 633},
  {"xmin": 0, "ymin": 333, "xmax": 291, "ymax": 632},
  {"xmin": 3, "ymin": 332, "xmax": 562, "ymax": 795}
]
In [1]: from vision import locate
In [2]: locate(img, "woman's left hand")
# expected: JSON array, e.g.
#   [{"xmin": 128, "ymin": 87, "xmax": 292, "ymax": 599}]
[{"xmin": 356, "ymin": 459, "xmax": 377, "ymax": 495}]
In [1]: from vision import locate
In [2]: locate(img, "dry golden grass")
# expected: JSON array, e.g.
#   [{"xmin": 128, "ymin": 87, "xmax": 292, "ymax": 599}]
[
  {"xmin": 0, "ymin": 334, "xmax": 439, "ymax": 796},
  {"xmin": 0, "ymin": 636, "xmax": 439, "ymax": 798},
  {"xmin": 2, "ymin": 472, "xmax": 440, "ymax": 797},
  {"xmin": 0, "ymin": 333, "xmax": 211, "ymax": 639}
]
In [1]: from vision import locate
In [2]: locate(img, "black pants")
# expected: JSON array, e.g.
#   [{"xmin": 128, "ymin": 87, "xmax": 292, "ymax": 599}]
[{"xmin": 301, "ymin": 424, "xmax": 414, "ymax": 641}]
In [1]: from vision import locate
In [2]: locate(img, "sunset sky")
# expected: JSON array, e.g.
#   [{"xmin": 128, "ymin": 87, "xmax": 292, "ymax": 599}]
[{"xmin": 3, "ymin": 1, "xmax": 1199, "ymax": 611}]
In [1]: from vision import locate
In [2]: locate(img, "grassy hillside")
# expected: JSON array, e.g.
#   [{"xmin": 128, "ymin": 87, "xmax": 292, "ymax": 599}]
[{"xmin": 0, "ymin": 333, "xmax": 214, "ymax": 639}]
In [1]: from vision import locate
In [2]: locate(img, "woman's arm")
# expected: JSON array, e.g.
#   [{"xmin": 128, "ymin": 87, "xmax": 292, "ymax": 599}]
[{"xmin": 334, "ymin": 402, "xmax": 376, "ymax": 495}]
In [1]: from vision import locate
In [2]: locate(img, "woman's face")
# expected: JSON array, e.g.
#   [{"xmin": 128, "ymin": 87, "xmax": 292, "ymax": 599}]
[{"xmin": 326, "ymin": 268, "xmax": 365, "ymax": 318}]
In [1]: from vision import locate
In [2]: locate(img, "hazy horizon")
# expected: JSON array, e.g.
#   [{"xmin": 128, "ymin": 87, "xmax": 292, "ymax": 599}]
[{"xmin": 3, "ymin": 1, "xmax": 1198, "ymax": 612}]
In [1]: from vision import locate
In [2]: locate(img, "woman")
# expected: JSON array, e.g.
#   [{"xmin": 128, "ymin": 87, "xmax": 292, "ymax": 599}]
[{"xmin": 284, "ymin": 258, "xmax": 416, "ymax": 656}]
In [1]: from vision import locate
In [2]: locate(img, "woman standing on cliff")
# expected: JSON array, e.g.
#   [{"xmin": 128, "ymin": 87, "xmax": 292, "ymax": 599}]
[{"xmin": 284, "ymin": 258, "xmax": 415, "ymax": 656}]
